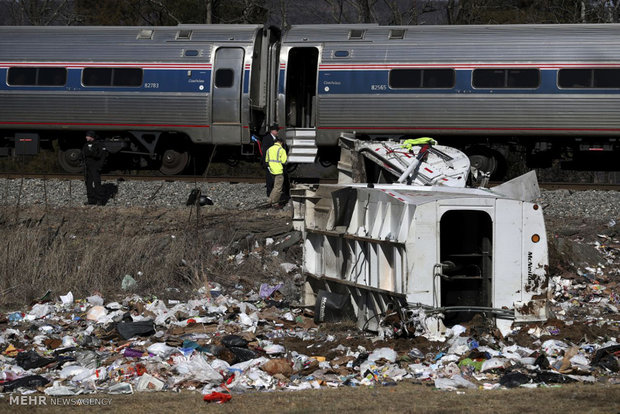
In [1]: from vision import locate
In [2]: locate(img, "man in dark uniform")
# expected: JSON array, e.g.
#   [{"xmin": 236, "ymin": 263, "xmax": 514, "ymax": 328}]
[
  {"xmin": 82, "ymin": 131, "xmax": 107, "ymax": 205},
  {"xmin": 261, "ymin": 124, "xmax": 279, "ymax": 198}
]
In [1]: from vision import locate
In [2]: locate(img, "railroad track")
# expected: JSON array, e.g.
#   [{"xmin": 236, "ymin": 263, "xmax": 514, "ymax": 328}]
[
  {"xmin": 0, "ymin": 172, "xmax": 261, "ymax": 182},
  {"xmin": 0, "ymin": 172, "xmax": 618, "ymax": 191},
  {"xmin": 0, "ymin": 172, "xmax": 339, "ymax": 185}
]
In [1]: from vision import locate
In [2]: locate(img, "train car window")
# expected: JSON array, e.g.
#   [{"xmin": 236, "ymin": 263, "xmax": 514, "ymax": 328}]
[
  {"xmin": 83, "ymin": 68, "xmax": 142, "ymax": 87},
  {"xmin": 8, "ymin": 68, "xmax": 37, "ymax": 85},
  {"xmin": 423, "ymin": 69, "xmax": 455, "ymax": 88},
  {"xmin": 215, "ymin": 69, "xmax": 234, "ymax": 88},
  {"xmin": 112, "ymin": 68, "xmax": 143, "ymax": 87},
  {"xmin": 473, "ymin": 69, "xmax": 539, "ymax": 88},
  {"xmin": 37, "ymin": 68, "xmax": 67, "ymax": 86},
  {"xmin": 473, "ymin": 69, "xmax": 505, "ymax": 88},
  {"xmin": 594, "ymin": 69, "xmax": 620, "ymax": 88},
  {"xmin": 389, "ymin": 69, "xmax": 454, "ymax": 89},
  {"xmin": 185, "ymin": 49, "xmax": 199, "ymax": 57},
  {"xmin": 8, "ymin": 67, "xmax": 67, "ymax": 86},
  {"xmin": 558, "ymin": 69, "xmax": 591, "ymax": 88},
  {"xmin": 390, "ymin": 69, "xmax": 422, "ymax": 88},
  {"xmin": 507, "ymin": 69, "xmax": 539, "ymax": 88},
  {"xmin": 334, "ymin": 50, "xmax": 350, "ymax": 58},
  {"xmin": 83, "ymin": 68, "xmax": 112, "ymax": 86},
  {"xmin": 560, "ymin": 68, "xmax": 620, "ymax": 88}
]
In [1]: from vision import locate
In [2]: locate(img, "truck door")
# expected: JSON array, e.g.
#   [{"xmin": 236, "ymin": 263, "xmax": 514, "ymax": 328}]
[
  {"xmin": 211, "ymin": 47, "xmax": 244, "ymax": 144},
  {"xmin": 439, "ymin": 210, "xmax": 493, "ymax": 324}
]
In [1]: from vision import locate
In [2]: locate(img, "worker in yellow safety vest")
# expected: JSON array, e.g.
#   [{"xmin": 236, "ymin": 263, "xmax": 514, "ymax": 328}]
[{"xmin": 265, "ymin": 136, "xmax": 288, "ymax": 208}]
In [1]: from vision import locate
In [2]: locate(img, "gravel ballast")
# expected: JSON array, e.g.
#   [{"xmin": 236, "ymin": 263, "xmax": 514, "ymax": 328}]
[
  {"xmin": 0, "ymin": 179, "xmax": 268, "ymax": 210},
  {"xmin": 0, "ymin": 178, "xmax": 619, "ymax": 220}
]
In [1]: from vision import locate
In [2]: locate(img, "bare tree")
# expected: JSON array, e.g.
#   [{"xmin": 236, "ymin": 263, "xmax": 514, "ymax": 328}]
[
  {"xmin": 351, "ymin": 0, "xmax": 378, "ymax": 23},
  {"xmin": 443, "ymin": 0, "xmax": 601, "ymax": 25},
  {"xmin": 384, "ymin": 0, "xmax": 414, "ymax": 24},
  {"xmin": 323, "ymin": 0, "xmax": 348, "ymax": 23},
  {"xmin": 206, "ymin": 0, "xmax": 213, "ymax": 23},
  {"xmin": 239, "ymin": 0, "xmax": 268, "ymax": 23},
  {"xmin": 382, "ymin": 0, "xmax": 441, "ymax": 25},
  {"xmin": 145, "ymin": 0, "xmax": 182, "ymax": 24},
  {"xmin": 279, "ymin": 0, "xmax": 289, "ymax": 29},
  {"xmin": 5, "ymin": 0, "xmax": 77, "ymax": 25},
  {"xmin": 589, "ymin": 0, "xmax": 620, "ymax": 22}
]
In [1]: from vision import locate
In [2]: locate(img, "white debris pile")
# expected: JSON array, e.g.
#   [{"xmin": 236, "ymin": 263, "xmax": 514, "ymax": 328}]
[{"xmin": 1, "ymin": 282, "xmax": 618, "ymax": 399}]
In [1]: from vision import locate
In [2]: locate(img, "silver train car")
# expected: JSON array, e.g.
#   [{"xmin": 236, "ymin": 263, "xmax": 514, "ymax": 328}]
[
  {"xmin": 0, "ymin": 24, "xmax": 279, "ymax": 174},
  {"xmin": 1, "ymin": 23, "xmax": 619, "ymax": 175}
]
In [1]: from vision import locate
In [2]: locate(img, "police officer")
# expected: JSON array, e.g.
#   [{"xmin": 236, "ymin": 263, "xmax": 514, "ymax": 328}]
[
  {"xmin": 261, "ymin": 124, "xmax": 279, "ymax": 197},
  {"xmin": 82, "ymin": 131, "xmax": 107, "ymax": 205},
  {"xmin": 265, "ymin": 135, "xmax": 287, "ymax": 208}
]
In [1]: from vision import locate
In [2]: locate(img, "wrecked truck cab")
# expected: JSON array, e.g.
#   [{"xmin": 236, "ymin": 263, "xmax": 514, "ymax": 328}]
[{"xmin": 296, "ymin": 173, "xmax": 549, "ymax": 335}]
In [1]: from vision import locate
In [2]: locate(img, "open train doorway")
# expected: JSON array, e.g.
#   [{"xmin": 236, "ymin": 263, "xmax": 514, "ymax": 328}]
[
  {"xmin": 439, "ymin": 210, "xmax": 493, "ymax": 325},
  {"xmin": 285, "ymin": 48, "xmax": 318, "ymax": 128}
]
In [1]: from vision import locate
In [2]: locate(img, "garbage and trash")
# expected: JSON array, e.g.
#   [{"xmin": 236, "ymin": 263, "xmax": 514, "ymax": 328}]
[
  {"xmin": 0, "ymin": 211, "xmax": 618, "ymax": 398},
  {"xmin": 0, "ymin": 281, "xmax": 617, "ymax": 399},
  {"xmin": 121, "ymin": 275, "xmax": 138, "ymax": 291},
  {"xmin": 203, "ymin": 391, "xmax": 232, "ymax": 403},
  {"xmin": 116, "ymin": 320, "xmax": 155, "ymax": 340}
]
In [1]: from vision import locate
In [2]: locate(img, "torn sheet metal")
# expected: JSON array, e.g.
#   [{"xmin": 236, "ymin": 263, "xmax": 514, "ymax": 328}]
[{"xmin": 337, "ymin": 135, "xmax": 470, "ymax": 187}]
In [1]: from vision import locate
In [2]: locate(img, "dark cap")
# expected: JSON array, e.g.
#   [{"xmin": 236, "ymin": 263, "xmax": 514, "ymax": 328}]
[
  {"xmin": 85, "ymin": 130, "xmax": 98, "ymax": 139},
  {"xmin": 269, "ymin": 124, "xmax": 279, "ymax": 131}
]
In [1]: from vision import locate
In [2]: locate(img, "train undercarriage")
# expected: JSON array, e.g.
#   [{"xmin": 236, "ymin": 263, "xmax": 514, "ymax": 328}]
[{"xmin": 0, "ymin": 128, "xmax": 618, "ymax": 178}]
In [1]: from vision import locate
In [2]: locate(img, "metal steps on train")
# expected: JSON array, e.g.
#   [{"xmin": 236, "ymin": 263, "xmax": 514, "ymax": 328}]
[{"xmin": 286, "ymin": 128, "xmax": 318, "ymax": 163}]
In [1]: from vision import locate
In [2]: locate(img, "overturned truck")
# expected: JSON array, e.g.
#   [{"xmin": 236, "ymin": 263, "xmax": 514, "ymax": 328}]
[{"xmin": 295, "ymin": 153, "xmax": 549, "ymax": 336}]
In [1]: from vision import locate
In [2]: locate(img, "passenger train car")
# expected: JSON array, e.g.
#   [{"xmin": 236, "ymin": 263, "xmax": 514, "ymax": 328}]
[{"xmin": 1, "ymin": 23, "xmax": 619, "ymax": 175}]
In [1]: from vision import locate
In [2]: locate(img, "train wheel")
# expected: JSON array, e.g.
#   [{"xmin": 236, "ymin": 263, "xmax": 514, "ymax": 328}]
[
  {"xmin": 57, "ymin": 148, "xmax": 84, "ymax": 173},
  {"xmin": 160, "ymin": 148, "xmax": 190, "ymax": 175},
  {"xmin": 467, "ymin": 147, "xmax": 498, "ymax": 177}
]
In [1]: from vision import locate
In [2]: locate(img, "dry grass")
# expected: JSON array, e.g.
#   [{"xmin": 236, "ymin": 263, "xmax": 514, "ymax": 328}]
[
  {"xmin": 2, "ymin": 383, "xmax": 619, "ymax": 414},
  {"xmin": 0, "ymin": 206, "xmax": 290, "ymax": 309}
]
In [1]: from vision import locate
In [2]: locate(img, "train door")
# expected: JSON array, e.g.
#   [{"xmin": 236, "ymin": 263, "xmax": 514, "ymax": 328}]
[
  {"xmin": 211, "ymin": 47, "xmax": 244, "ymax": 144},
  {"xmin": 285, "ymin": 47, "xmax": 318, "ymax": 128},
  {"xmin": 283, "ymin": 47, "xmax": 319, "ymax": 163},
  {"xmin": 439, "ymin": 210, "xmax": 493, "ymax": 324}
]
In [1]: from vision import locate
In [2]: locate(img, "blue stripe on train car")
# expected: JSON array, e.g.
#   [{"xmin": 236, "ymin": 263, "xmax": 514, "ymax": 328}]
[
  {"xmin": 243, "ymin": 69, "xmax": 250, "ymax": 94},
  {"xmin": 317, "ymin": 69, "xmax": 620, "ymax": 95},
  {"xmin": 0, "ymin": 68, "xmax": 212, "ymax": 94},
  {"xmin": 279, "ymin": 69, "xmax": 286, "ymax": 94}
]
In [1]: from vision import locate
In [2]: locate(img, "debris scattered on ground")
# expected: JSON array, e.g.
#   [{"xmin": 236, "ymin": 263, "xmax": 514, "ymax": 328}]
[
  {"xmin": 0, "ymin": 270, "xmax": 617, "ymax": 397},
  {"xmin": 0, "ymin": 181, "xmax": 618, "ymax": 398}
]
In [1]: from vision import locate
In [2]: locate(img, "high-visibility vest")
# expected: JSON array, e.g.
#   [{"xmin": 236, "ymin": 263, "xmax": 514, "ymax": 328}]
[
  {"xmin": 266, "ymin": 142, "xmax": 287, "ymax": 175},
  {"xmin": 401, "ymin": 137, "xmax": 437, "ymax": 150}
]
